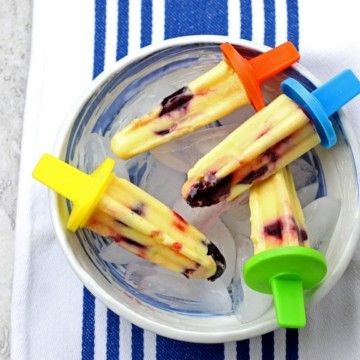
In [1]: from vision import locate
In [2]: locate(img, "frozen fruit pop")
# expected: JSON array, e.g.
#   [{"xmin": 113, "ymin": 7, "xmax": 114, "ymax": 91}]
[
  {"xmin": 32, "ymin": 154, "xmax": 226, "ymax": 281},
  {"xmin": 111, "ymin": 42, "xmax": 300, "ymax": 159},
  {"xmin": 249, "ymin": 167, "xmax": 309, "ymax": 254},
  {"xmin": 244, "ymin": 167, "xmax": 327, "ymax": 328},
  {"xmin": 182, "ymin": 70, "xmax": 360, "ymax": 207}
]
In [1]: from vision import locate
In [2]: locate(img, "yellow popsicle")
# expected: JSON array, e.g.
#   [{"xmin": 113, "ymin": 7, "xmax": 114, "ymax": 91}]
[{"xmin": 33, "ymin": 154, "xmax": 226, "ymax": 280}]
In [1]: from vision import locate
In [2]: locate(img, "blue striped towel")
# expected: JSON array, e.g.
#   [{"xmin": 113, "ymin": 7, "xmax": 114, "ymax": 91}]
[{"xmin": 12, "ymin": 0, "xmax": 360, "ymax": 359}]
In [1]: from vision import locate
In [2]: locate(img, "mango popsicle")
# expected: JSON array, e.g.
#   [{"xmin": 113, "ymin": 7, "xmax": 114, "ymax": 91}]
[
  {"xmin": 32, "ymin": 154, "xmax": 226, "ymax": 281},
  {"xmin": 182, "ymin": 70, "xmax": 360, "ymax": 207},
  {"xmin": 111, "ymin": 42, "xmax": 300, "ymax": 159},
  {"xmin": 244, "ymin": 167, "xmax": 326, "ymax": 328}
]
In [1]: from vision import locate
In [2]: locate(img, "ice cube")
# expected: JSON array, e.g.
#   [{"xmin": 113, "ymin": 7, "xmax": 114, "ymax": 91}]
[
  {"xmin": 144, "ymin": 83, "xmax": 178, "ymax": 112},
  {"xmin": 118, "ymin": 84, "xmax": 179, "ymax": 122},
  {"xmin": 151, "ymin": 124, "xmax": 237, "ymax": 173},
  {"xmin": 172, "ymin": 197, "xmax": 228, "ymax": 232},
  {"xmin": 231, "ymin": 235, "xmax": 273, "ymax": 323},
  {"xmin": 139, "ymin": 156, "xmax": 186, "ymax": 208},
  {"xmin": 78, "ymin": 133, "xmax": 129, "ymax": 180},
  {"xmin": 125, "ymin": 262, "xmax": 232, "ymax": 315},
  {"xmin": 218, "ymin": 106, "xmax": 255, "ymax": 126},
  {"xmin": 133, "ymin": 84, "xmax": 179, "ymax": 118},
  {"xmin": 289, "ymin": 157, "xmax": 318, "ymax": 190},
  {"xmin": 99, "ymin": 241, "xmax": 143, "ymax": 264},
  {"xmin": 297, "ymin": 182, "xmax": 319, "ymax": 208},
  {"xmin": 303, "ymin": 196, "xmax": 341, "ymax": 254},
  {"xmin": 78, "ymin": 133, "xmax": 107, "ymax": 173},
  {"xmin": 204, "ymin": 219, "xmax": 236, "ymax": 288},
  {"xmin": 220, "ymin": 202, "xmax": 251, "ymax": 239},
  {"xmin": 195, "ymin": 124, "xmax": 238, "ymax": 155},
  {"xmin": 125, "ymin": 152, "xmax": 151, "ymax": 185}
]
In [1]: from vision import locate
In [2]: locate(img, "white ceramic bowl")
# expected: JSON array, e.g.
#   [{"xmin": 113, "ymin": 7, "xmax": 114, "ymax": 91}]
[{"xmin": 50, "ymin": 35, "xmax": 360, "ymax": 343}]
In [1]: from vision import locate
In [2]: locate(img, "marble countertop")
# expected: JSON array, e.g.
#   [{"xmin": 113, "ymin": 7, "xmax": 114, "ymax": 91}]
[{"xmin": 0, "ymin": 1, "xmax": 32, "ymax": 358}]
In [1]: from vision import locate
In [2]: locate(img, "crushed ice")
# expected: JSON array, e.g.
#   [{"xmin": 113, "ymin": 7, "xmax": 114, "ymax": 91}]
[
  {"xmin": 218, "ymin": 106, "xmax": 255, "ymax": 126},
  {"xmin": 151, "ymin": 124, "xmax": 237, "ymax": 173},
  {"xmin": 220, "ymin": 203, "xmax": 251, "ymax": 239},
  {"xmin": 289, "ymin": 157, "xmax": 318, "ymax": 190},
  {"xmin": 81, "ymin": 125, "xmax": 339, "ymax": 319},
  {"xmin": 172, "ymin": 196, "xmax": 228, "ymax": 232},
  {"xmin": 297, "ymin": 182, "xmax": 319, "ymax": 208},
  {"xmin": 231, "ymin": 235, "xmax": 273, "ymax": 323},
  {"xmin": 139, "ymin": 156, "xmax": 186, "ymax": 208},
  {"xmin": 99, "ymin": 242, "xmax": 142, "ymax": 264},
  {"xmin": 303, "ymin": 196, "xmax": 341, "ymax": 254},
  {"xmin": 203, "ymin": 219, "xmax": 236, "ymax": 288},
  {"xmin": 78, "ymin": 133, "xmax": 129, "ymax": 180},
  {"xmin": 125, "ymin": 261, "xmax": 232, "ymax": 314}
]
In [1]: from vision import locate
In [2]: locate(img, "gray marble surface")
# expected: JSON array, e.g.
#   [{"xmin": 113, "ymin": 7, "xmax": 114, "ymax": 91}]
[{"xmin": 0, "ymin": 1, "xmax": 32, "ymax": 358}]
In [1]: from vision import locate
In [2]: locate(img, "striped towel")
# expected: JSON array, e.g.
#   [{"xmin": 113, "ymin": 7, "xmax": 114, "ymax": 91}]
[{"xmin": 11, "ymin": 0, "xmax": 360, "ymax": 359}]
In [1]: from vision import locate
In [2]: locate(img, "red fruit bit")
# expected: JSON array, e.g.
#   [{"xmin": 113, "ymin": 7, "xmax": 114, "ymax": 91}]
[
  {"xmin": 173, "ymin": 242, "xmax": 183, "ymax": 250},
  {"xmin": 256, "ymin": 128, "xmax": 270, "ymax": 139},
  {"xmin": 196, "ymin": 89, "xmax": 210, "ymax": 97},
  {"xmin": 86, "ymin": 217, "xmax": 97, "ymax": 226},
  {"xmin": 172, "ymin": 211, "xmax": 189, "ymax": 232},
  {"xmin": 138, "ymin": 250, "xmax": 147, "ymax": 259},
  {"xmin": 110, "ymin": 234, "xmax": 123, "ymax": 244},
  {"xmin": 150, "ymin": 230, "xmax": 161, "ymax": 238}
]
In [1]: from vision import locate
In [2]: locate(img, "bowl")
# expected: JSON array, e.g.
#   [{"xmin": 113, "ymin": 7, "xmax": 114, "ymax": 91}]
[{"xmin": 50, "ymin": 35, "xmax": 360, "ymax": 343}]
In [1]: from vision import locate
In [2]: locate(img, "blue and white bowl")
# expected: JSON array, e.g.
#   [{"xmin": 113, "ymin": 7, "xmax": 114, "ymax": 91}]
[{"xmin": 50, "ymin": 36, "xmax": 360, "ymax": 342}]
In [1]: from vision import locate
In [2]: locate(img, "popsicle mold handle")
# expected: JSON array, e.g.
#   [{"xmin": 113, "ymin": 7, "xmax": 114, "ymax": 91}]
[
  {"xmin": 221, "ymin": 41, "xmax": 300, "ymax": 111},
  {"xmin": 271, "ymin": 276, "xmax": 306, "ymax": 328},
  {"xmin": 243, "ymin": 247, "xmax": 327, "ymax": 329},
  {"xmin": 312, "ymin": 70, "xmax": 360, "ymax": 116},
  {"xmin": 32, "ymin": 154, "xmax": 115, "ymax": 231},
  {"xmin": 33, "ymin": 154, "xmax": 87, "ymax": 202},
  {"xmin": 282, "ymin": 70, "xmax": 360, "ymax": 148},
  {"xmin": 249, "ymin": 41, "xmax": 300, "ymax": 83}
]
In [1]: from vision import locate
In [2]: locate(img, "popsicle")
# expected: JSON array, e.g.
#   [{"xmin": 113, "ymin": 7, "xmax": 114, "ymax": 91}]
[
  {"xmin": 32, "ymin": 154, "xmax": 226, "ymax": 281},
  {"xmin": 182, "ymin": 70, "xmax": 360, "ymax": 207},
  {"xmin": 249, "ymin": 166, "xmax": 309, "ymax": 254},
  {"xmin": 111, "ymin": 42, "xmax": 300, "ymax": 159},
  {"xmin": 244, "ymin": 166, "xmax": 327, "ymax": 328}
]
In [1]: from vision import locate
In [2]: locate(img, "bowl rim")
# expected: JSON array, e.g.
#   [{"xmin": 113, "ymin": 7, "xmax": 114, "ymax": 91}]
[{"xmin": 50, "ymin": 34, "xmax": 360, "ymax": 343}]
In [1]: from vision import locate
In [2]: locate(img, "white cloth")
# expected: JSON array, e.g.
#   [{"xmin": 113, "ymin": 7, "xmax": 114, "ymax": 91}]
[{"xmin": 11, "ymin": 0, "xmax": 360, "ymax": 359}]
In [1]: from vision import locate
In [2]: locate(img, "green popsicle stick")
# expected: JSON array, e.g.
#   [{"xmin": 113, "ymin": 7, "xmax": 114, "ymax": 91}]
[
  {"xmin": 271, "ymin": 276, "xmax": 305, "ymax": 328},
  {"xmin": 243, "ymin": 246, "xmax": 327, "ymax": 328}
]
